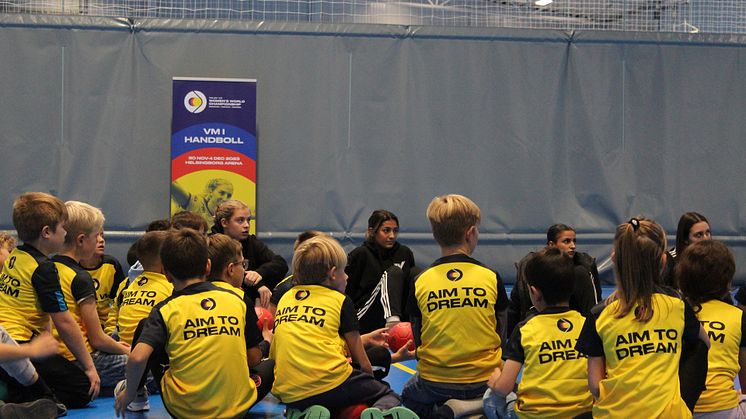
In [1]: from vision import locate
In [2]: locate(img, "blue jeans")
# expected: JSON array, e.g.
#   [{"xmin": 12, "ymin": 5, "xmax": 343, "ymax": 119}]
[
  {"xmin": 401, "ymin": 373, "xmax": 487, "ymax": 419},
  {"xmin": 482, "ymin": 389, "xmax": 517, "ymax": 419}
]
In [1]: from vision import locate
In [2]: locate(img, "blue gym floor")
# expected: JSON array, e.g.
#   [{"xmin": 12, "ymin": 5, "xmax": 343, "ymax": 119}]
[{"xmin": 66, "ymin": 359, "xmax": 418, "ymax": 419}]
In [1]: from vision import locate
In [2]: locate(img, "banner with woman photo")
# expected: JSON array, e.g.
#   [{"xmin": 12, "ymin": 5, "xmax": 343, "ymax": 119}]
[{"xmin": 170, "ymin": 77, "xmax": 257, "ymax": 232}]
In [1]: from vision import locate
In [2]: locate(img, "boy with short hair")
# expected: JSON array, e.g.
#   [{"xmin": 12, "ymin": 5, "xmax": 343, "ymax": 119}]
[
  {"xmin": 115, "ymin": 229, "xmax": 263, "ymax": 418},
  {"xmin": 402, "ymin": 194, "xmax": 509, "ymax": 418},
  {"xmin": 206, "ymin": 233, "xmax": 274, "ymax": 398},
  {"xmin": 270, "ymin": 235, "xmax": 416, "ymax": 419},
  {"xmin": 79, "ymin": 229, "xmax": 126, "ymax": 333},
  {"xmin": 485, "ymin": 247, "xmax": 592, "ymax": 419},
  {"xmin": 115, "ymin": 231, "xmax": 173, "ymax": 346},
  {"xmin": 51, "ymin": 201, "xmax": 129, "ymax": 389},
  {"xmin": 0, "ymin": 192, "xmax": 100, "ymax": 409}
]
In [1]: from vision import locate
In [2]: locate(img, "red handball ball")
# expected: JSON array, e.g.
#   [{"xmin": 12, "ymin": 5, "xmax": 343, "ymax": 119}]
[
  {"xmin": 255, "ymin": 307, "xmax": 274, "ymax": 331},
  {"xmin": 387, "ymin": 322, "xmax": 415, "ymax": 352}
]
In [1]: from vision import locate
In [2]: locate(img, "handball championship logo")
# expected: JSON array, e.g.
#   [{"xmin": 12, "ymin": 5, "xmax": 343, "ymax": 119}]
[
  {"xmin": 184, "ymin": 90, "xmax": 207, "ymax": 113},
  {"xmin": 200, "ymin": 298, "xmax": 216, "ymax": 311},
  {"xmin": 446, "ymin": 269, "xmax": 463, "ymax": 282},
  {"xmin": 295, "ymin": 290, "xmax": 310, "ymax": 301},
  {"xmin": 557, "ymin": 318, "xmax": 573, "ymax": 332}
]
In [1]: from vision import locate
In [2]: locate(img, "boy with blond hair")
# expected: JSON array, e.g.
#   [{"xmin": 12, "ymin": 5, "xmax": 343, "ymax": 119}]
[
  {"xmin": 79, "ymin": 229, "xmax": 126, "ymax": 333},
  {"xmin": 402, "ymin": 194, "xmax": 509, "ymax": 418},
  {"xmin": 0, "ymin": 192, "xmax": 99, "ymax": 409},
  {"xmin": 271, "ymin": 235, "xmax": 416, "ymax": 419},
  {"xmin": 51, "ymin": 201, "xmax": 129, "ymax": 390}
]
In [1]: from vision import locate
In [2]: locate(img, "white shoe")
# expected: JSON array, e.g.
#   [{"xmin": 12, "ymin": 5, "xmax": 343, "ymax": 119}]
[{"xmin": 114, "ymin": 380, "xmax": 150, "ymax": 412}]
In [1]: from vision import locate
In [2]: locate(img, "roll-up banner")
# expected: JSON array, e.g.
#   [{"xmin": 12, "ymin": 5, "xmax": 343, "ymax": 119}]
[{"xmin": 170, "ymin": 77, "xmax": 257, "ymax": 233}]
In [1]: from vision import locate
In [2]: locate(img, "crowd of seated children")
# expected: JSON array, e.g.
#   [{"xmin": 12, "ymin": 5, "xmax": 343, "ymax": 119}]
[
  {"xmin": 116, "ymin": 228, "xmax": 267, "ymax": 418},
  {"xmin": 10, "ymin": 189, "xmax": 746, "ymax": 419}
]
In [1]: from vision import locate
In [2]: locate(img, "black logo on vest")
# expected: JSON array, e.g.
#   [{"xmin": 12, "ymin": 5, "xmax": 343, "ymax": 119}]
[
  {"xmin": 201, "ymin": 298, "xmax": 216, "ymax": 310},
  {"xmin": 557, "ymin": 318, "xmax": 573, "ymax": 332},
  {"xmin": 137, "ymin": 277, "xmax": 148, "ymax": 286},
  {"xmin": 295, "ymin": 290, "xmax": 310, "ymax": 301},
  {"xmin": 446, "ymin": 269, "xmax": 463, "ymax": 282}
]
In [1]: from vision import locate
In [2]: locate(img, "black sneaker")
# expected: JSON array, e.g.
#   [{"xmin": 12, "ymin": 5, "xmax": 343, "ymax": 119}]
[{"xmin": 0, "ymin": 399, "xmax": 58, "ymax": 419}]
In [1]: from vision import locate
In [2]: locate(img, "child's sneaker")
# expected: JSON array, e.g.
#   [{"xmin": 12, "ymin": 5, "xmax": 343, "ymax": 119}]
[
  {"xmin": 286, "ymin": 405, "xmax": 331, "ymax": 419},
  {"xmin": 0, "ymin": 398, "xmax": 58, "ymax": 419},
  {"xmin": 360, "ymin": 406, "xmax": 419, "ymax": 419},
  {"xmin": 114, "ymin": 379, "xmax": 150, "ymax": 412}
]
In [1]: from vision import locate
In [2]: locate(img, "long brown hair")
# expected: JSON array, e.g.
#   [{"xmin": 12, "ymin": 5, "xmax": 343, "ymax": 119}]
[{"xmin": 611, "ymin": 217, "xmax": 667, "ymax": 322}]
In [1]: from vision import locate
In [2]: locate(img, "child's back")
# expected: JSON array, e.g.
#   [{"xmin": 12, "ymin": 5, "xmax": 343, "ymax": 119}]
[
  {"xmin": 412, "ymin": 255, "xmax": 505, "ymax": 382},
  {"xmin": 271, "ymin": 283, "xmax": 352, "ymax": 403},
  {"xmin": 509, "ymin": 307, "xmax": 591, "ymax": 418},
  {"xmin": 676, "ymin": 240, "xmax": 745, "ymax": 416},
  {"xmin": 147, "ymin": 282, "xmax": 256, "ymax": 417},
  {"xmin": 116, "ymin": 230, "xmax": 172, "ymax": 345},
  {"xmin": 580, "ymin": 290, "xmax": 698, "ymax": 417},
  {"xmin": 693, "ymin": 299, "xmax": 743, "ymax": 412},
  {"xmin": 0, "ymin": 244, "xmax": 61, "ymax": 341},
  {"xmin": 117, "ymin": 270, "xmax": 173, "ymax": 345}
]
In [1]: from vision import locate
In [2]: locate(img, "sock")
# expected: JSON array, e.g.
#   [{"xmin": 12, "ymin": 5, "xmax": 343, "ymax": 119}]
[{"xmin": 444, "ymin": 398, "xmax": 484, "ymax": 418}]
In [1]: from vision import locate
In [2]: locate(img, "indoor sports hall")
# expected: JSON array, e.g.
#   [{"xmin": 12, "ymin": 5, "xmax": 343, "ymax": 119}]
[{"xmin": 1, "ymin": 0, "xmax": 746, "ymax": 417}]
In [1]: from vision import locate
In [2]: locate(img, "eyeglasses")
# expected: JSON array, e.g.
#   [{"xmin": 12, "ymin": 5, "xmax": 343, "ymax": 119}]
[{"xmin": 234, "ymin": 259, "xmax": 250, "ymax": 270}]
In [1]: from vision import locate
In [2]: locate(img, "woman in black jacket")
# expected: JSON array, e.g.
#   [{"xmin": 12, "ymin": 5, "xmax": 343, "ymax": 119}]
[{"xmin": 345, "ymin": 209, "xmax": 416, "ymax": 334}]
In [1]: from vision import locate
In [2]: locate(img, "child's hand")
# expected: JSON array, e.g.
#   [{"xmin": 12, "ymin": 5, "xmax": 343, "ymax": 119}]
[
  {"xmin": 261, "ymin": 318, "xmax": 274, "ymax": 343},
  {"xmin": 487, "ymin": 367, "xmax": 502, "ymax": 390},
  {"xmin": 26, "ymin": 332, "xmax": 59, "ymax": 360},
  {"xmin": 244, "ymin": 271, "xmax": 262, "ymax": 287},
  {"xmin": 114, "ymin": 381, "xmax": 136, "ymax": 417},
  {"xmin": 362, "ymin": 328, "xmax": 389, "ymax": 348},
  {"xmin": 391, "ymin": 340, "xmax": 415, "ymax": 363},
  {"xmin": 257, "ymin": 286, "xmax": 272, "ymax": 308}
]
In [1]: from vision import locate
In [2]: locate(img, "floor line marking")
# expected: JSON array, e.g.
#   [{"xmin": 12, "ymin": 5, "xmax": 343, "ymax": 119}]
[{"xmin": 393, "ymin": 362, "xmax": 416, "ymax": 375}]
